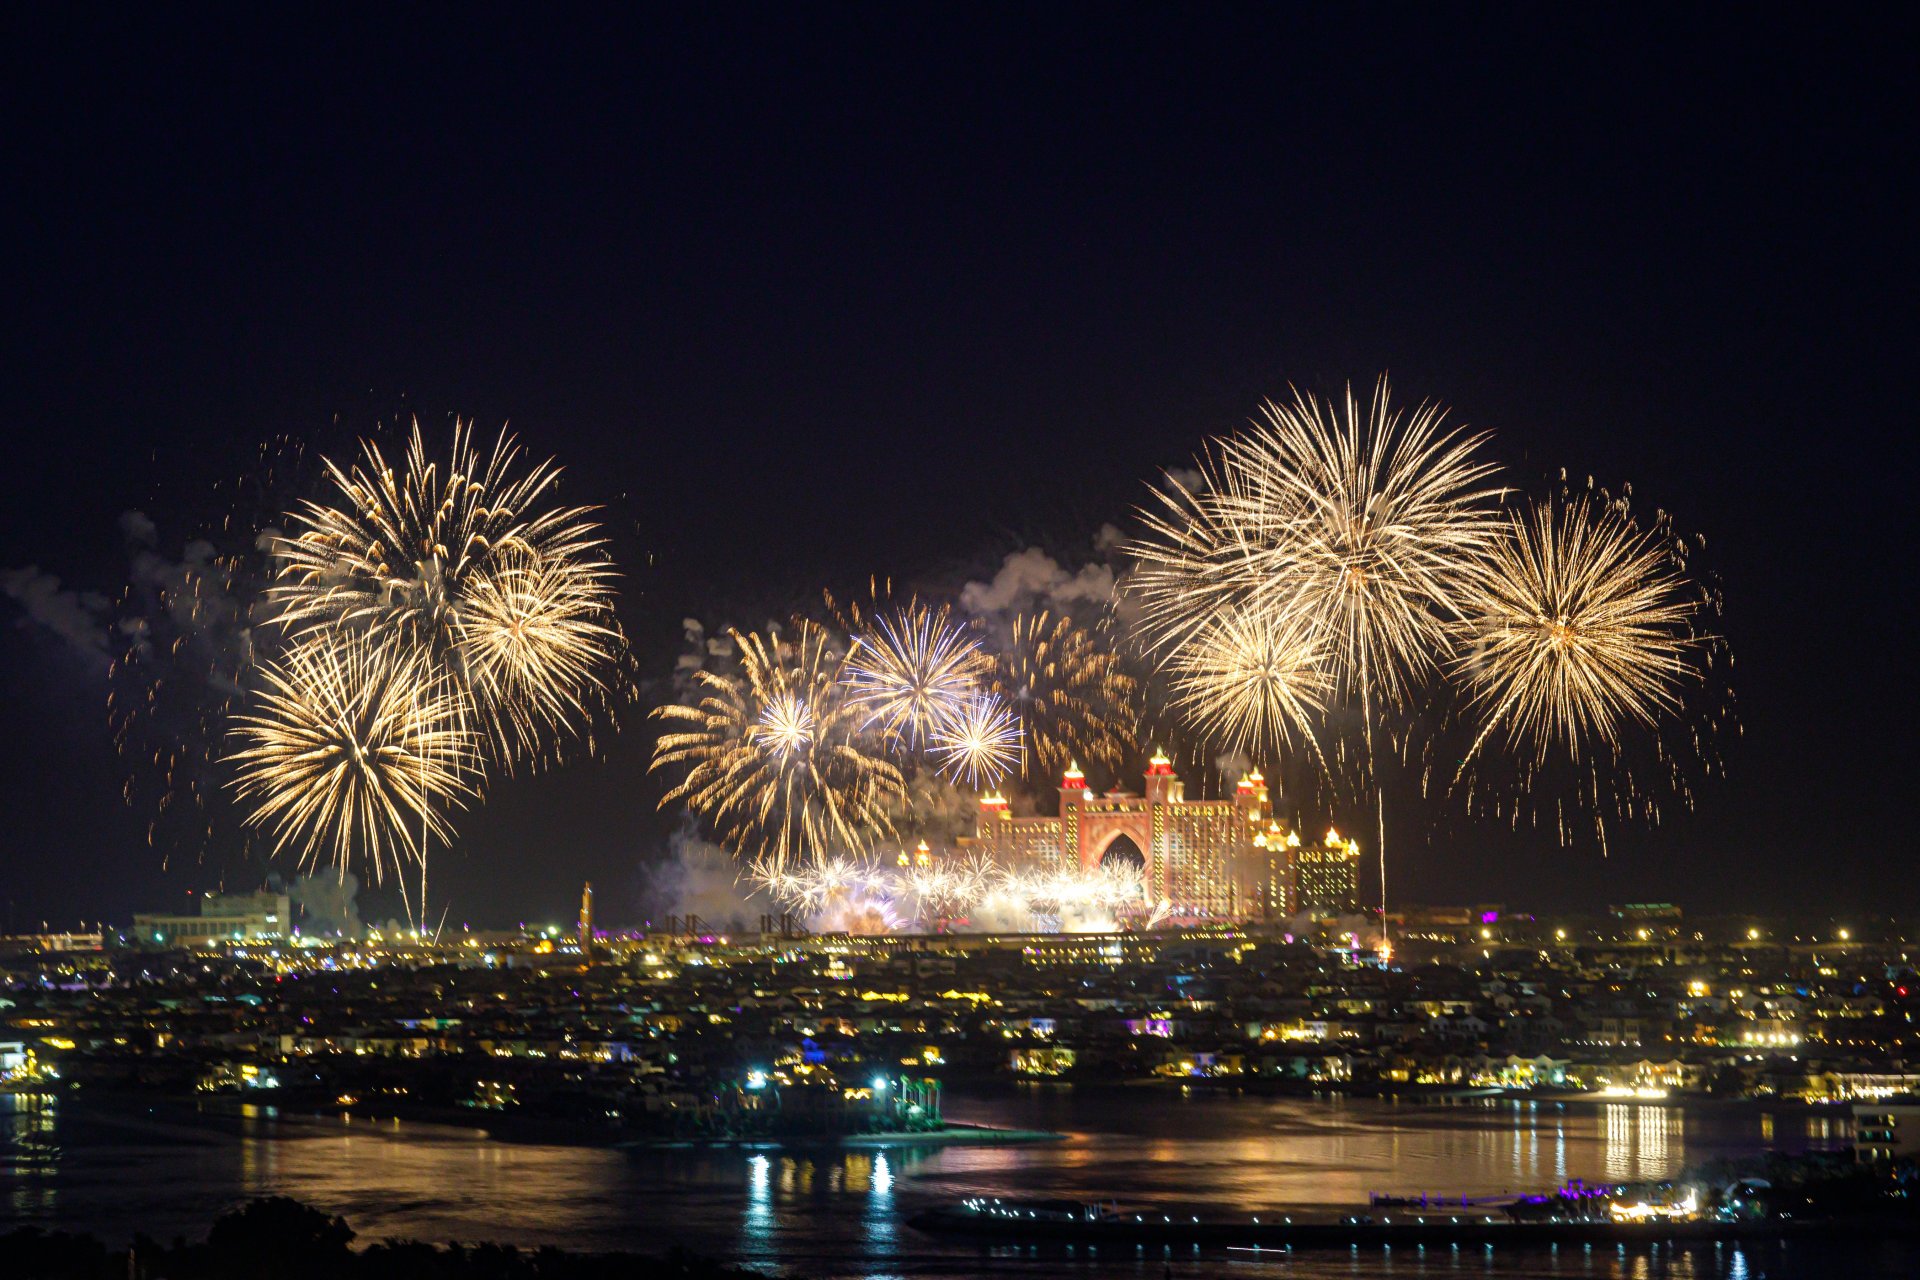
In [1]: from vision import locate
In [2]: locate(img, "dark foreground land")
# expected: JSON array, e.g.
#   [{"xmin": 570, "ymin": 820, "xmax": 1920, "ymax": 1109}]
[{"xmin": 5, "ymin": 1197, "xmax": 764, "ymax": 1280}]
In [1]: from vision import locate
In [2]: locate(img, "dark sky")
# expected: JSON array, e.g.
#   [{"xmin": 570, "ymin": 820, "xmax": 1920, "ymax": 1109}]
[{"xmin": 2, "ymin": 9, "xmax": 1913, "ymax": 930}]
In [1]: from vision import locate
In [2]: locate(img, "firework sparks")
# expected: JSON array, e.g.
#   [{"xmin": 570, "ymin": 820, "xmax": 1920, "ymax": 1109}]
[
  {"xmin": 984, "ymin": 610, "xmax": 1139, "ymax": 777},
  {"xmin": 842, "ymin": 603, "xmax": 985, "ymax": 746},
  {"xmin": 108, "ymin": 436, "xmax": 310, "ymax": 866},
  {"xmin": 1165, "ymin": 603, "xmax": 1330, "ymax": 758},
  {"xmin": 1442, "ymin": 484, "xmax": 1733, "ymax": 850},
  {"xmin": 1129, "ymin": 378, "xmax": 1504, "ymax": 932},
  {"xmin": 225, "ymin": 636, "xmax": 480, "ymax": 886},
  {"xmin": 752, "ymin": 847, "xmax": 1142, "ymax": 934},
  {"xmin": 652, "ymin": 621, "xmax": 904, "ymax": 871},
  {"xmin": 927, "ymin": 693, "xmax": 1022, "ymax": 788},
  {"xmin": 1132, "ymin": 379, "xmax": 1504, "ymax": 709},
  {"xmin": 751, "ymin": 853, "xmax": 904, "ymax": 933},
  {"xmin": 268, "ymin": 418, "xmax": 619, "ymax": 766},
  {"xmin": 1456, "ymin": 491, "xmax": 1700, "ymax": 764}
]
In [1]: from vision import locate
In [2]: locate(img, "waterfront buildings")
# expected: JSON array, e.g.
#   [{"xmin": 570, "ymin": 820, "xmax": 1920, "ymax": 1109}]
[{"xmin": 1855, "ymin": 1103, "xmax": 1920, "ymax": 1161}]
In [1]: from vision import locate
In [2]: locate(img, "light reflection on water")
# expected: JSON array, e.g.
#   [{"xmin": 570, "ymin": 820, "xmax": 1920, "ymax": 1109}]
[{"xmin": 0, "ymin": 1088, "xmax": 1886, "ymax": 1279}]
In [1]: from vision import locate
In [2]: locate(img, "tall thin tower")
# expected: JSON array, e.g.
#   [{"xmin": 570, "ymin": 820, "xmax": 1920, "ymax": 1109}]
[{"xmin": 578, "ymin": 881, "xmax": 595, "ymax": 965}]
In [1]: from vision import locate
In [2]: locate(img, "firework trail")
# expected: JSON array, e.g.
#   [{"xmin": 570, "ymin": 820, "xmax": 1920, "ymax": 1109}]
[
  {"xmin": 225, "ymin": 636, "xmax": 480, "ymax": 891},
  {"xmin": 984, "ymin": 610, "xmax": 1140, "ymax": 779},
  {"xmin": 652, "ymin": 620, "xmax": 905, "ymax": 871},
  {"xmin": 267, "ymin": 417, "xmax": 621, "ymax": 768}
]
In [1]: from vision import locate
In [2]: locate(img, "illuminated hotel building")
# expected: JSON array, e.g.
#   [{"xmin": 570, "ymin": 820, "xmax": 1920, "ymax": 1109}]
[
  {"xmin": 975, "ymin": 755, "xmax": 1365, "ymax": 923},
  {"xmin": 1293, "ymin": 829, "xmax": 1363, "ymax": 916},
  {"xmin": 973, "ymin": 755, "xmax": 1253, "ymax": 920}
]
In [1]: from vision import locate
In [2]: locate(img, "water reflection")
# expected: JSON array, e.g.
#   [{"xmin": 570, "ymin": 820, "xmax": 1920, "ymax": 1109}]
[
  {"xmin": 2, "ymin": 1092, "xmax": 60, "ymax": 1219},
  {"xmin": 0, "ymin": 1091, "xmax": 1865, "ymax": 1278},
  {"xmin": 1600, "ymin": 1103, "xmax": 1684, "ymax": 1184},
  {"xmin": 744, "ymin": 1153, "xmax": 772, "ymax": 1244},
  {"xmin": 864, "ymin": 1153, "xmax": 897, "ymax": 1258}
]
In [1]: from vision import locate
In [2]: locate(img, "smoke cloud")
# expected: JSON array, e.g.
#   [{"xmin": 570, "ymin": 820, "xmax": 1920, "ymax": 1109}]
[
  {"xmin": 887, "ymin": 773, "xmax": 980, "ymax": 846},
  {"xmin": 119, "ymin": 510, "xmax": 159, "ymax": 546},
  {"xmin": 289, "ymin": 871, "xmax": 365, "ymax": 939},
  {"xmin": 1, "ymin": 567, "xmax": 111, "ymax": 664},
  {"xmin": 1213, "ymin": 749, "xmax": 1254, "ymax": 787},
  {"xmin": 959, "ymin": 547, "xmax": 1116, "ymax": 618},
  {"xmin": 635, "ymin": 826, "xmax": 769, "ymax": 932}
]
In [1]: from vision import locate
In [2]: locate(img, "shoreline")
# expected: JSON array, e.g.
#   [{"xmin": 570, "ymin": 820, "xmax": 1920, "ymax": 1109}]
[
  {"xmin": 44, "ymin": 1090, "xmax": 1065, "ymax": 1153},
  {"xmin": 626, "ymin": 1121, "xmax": 1064, "ymax": 1150},
  {"xmin": 910, "ymin": 1204, "xmax": 1920, "ymax": 1250}
]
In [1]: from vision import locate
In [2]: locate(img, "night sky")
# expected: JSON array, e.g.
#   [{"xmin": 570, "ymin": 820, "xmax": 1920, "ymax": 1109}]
[{"xmin": 2, "ymin": 10, "xmax": 1912, "ymax": 930}]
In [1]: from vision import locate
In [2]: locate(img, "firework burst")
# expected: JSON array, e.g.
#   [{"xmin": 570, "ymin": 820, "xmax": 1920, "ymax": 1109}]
[
  {"xmin": 268, "ymin": 418, "xmax": 620, "ymax": 766},
  {"xmin": 984, "ymin": 610, "xmax": 1139, "ymax": 778},
  {"xmin": 458, "ymin": 546, "xmax": 623, "ymax": 758},
  {"xmin": 751, "ymin": 846, "xmax": 1140, "ymax": 934},
  {"xmin": 750, "ymin": 853, "xmax": 904, "ymax": 933},
  {"xmin": 842, "ymin": 603, "xmax": 986, "ymax": 746},
  {"xmin": 1132, "ymin": 379, "xmax": 1504, "ymax": 710},
  {"xmin": 1164, "ymin": 603, "xmax": 1330, "ymax": 758},
  {"xmin": 1456, "ymin": 491, "xmax": 1699, "ymax": 764},
  {"xmin": 1444, "ymin": 483, "xmax": 1734, "ymax": 848},
  {"xmin": 653, "ymin": 621, "xmax": 904, "ymax": 871},
  {"xmin": 927, "ymin": 692, "xmax": 1022, "ymax": 788},
  {"xmin": 225, "ymin": 636, "xmax": 480, "ymax": 886}
]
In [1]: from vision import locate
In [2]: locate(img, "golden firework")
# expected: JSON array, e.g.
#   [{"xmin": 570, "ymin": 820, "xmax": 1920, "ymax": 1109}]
[
  {"xmin": 927, "ymin": 693, "xmax": 1022, "ymax": 788},
  {"xmin": 1165, "ymin": 603, "xmax": 1330, "ymax": 757},
  {"xmin": 652, "ymin": 621, "xmax": 904, "ymax": 871},
  {"xmin": 1132, "ymin": 378, "xmax": 1504, "ymax": 710},
  {"xmin": 458, "ymin": 545, "xmax": 622, "ymax": 759},
  {"xmin": 983, "ymin": 610, "xmax": 1139, "ymax": 777},
  {"xmin": 268, "ymin": 418, "xmax": 618, "ymax": 765},
  {"xmin": 226, "ymin": 635, "xmax": 480, "ymax": 885},
  {"xmin": 1455, "ymin": 491, "xmax": 1701, "ymax": 765}
]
